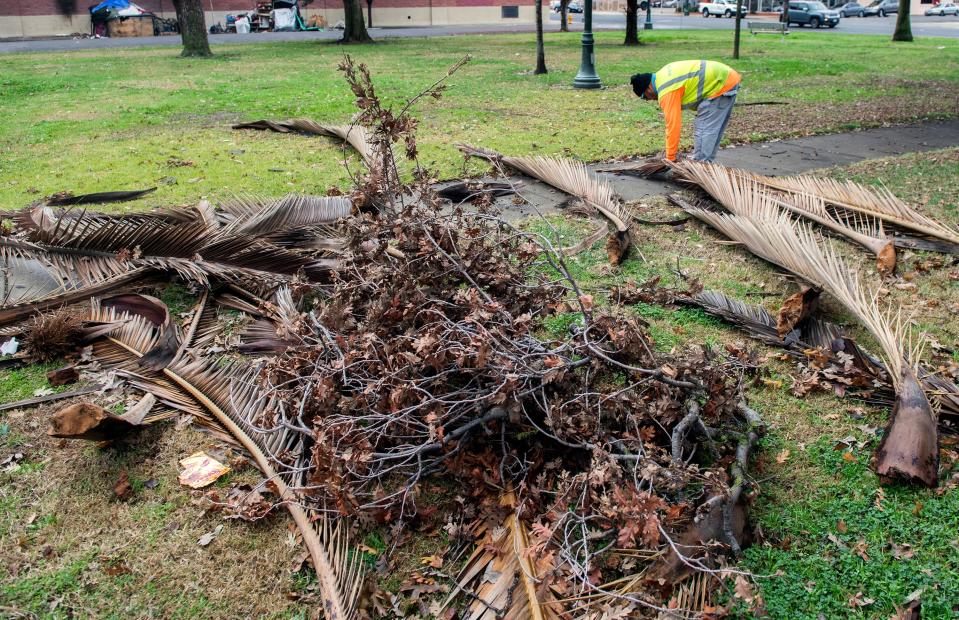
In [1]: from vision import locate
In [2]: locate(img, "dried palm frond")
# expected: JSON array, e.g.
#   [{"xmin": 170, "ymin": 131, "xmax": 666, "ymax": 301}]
[
  {"xmin": 748, "ymin": 169, "xmax": 959, "ymax": 250},
  {"xmin": 308, "ymin": 123, "xmax": 377, "ymax": 169},
  {"xmin": 0, "ymin": 262, "xmax": 150, "ymax": 328},
  {"xmin": 88, "ymin": 297, "xmax": 365, "ymax": 617},
  {"xmin": 596, "ymin": 157, "xmax": 670, "ymax": 178},
  {"xmin": 446, "ymin": 491, "xmax": 564, "ymax": 620},
  {"xmin": 45, "ymin": 187, "xmax": 157, "ymax": 206},
  {"xmin": 218, "ymin": 194, "xmax": 352, "ymax": 236},
  {"xmin": 458, "ymin": 144, "xmax": 634, "ymax": 264},
  {"xmin": 101, "ymin": 294, "xmax": 179, "ymax": 371},
  {"xmin": 673, "ymin": 194, "xmax": 938, "ymax": 486},
  {"xmin": 237, "ymin": 286, "xmax": 302, "ymax": 353},
  {"xmin": 169, "ymin": 357, "xmax": 365, "ymax": 619},
  {"xmin": 670, "ymin": 160, "xmax": 897, "ymax": 274},
  {"xmin": 233, "ymin": 118, "xmax": 377, "ymax": 169},
  {"xmin": 6, "ymin": 211, "xmax": 338, "ymax": 287}
]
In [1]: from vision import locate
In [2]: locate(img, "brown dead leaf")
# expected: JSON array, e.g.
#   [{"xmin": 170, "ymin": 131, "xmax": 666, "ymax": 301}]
[
  {"xmin": 775, "ymin": 449, "xmax": 790, "ymax": 464},
  {"xmin": 848, "ymin": 591, "xmax": 875, "ymax": 608},
  {"xmin": 853, "ymin": 539, "xmax": 870, "ymax": 562},
  {"xmin": 113, "ymin": 470, "xmax": 132, "ymax": 501},
  {"xmin": 891, "ymin": 542, "xmax": 915, "ymax": 560},
  {"xmin": 420, "ymin": 554, "xmax": 444, "ymax": 569},
  {"xmin": 733, "ymin": 575, "xmax": 757, "ymax": 603},
  {"xmin": 875, "ymin": 488, "xmax": 886, "ymax": 511},
  {"xmin": 837, "ymin": 519, "xmax": 848, "ymax": 534}
]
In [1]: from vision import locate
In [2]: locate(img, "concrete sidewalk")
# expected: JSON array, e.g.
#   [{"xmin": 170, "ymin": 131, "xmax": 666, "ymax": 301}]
[{"xmin": 495, "ymin": 119, "xmax": 959, "ymax": 218}]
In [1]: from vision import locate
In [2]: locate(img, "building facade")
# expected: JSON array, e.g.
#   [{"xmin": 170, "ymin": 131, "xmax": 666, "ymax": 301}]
[{"xmin": 0, "ymin": 0, "xmax": 536, "ymax": 39}]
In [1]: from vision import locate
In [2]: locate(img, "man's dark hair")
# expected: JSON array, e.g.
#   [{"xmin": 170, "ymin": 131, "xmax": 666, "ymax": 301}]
[{"xmin": 630, "ymin": 73, "xmax": 653, "ymax": 97}]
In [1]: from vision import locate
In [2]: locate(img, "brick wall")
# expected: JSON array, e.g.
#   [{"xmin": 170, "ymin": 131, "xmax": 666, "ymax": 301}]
[
  {"xmin": 0, "ymin": 0, "xmax": 532, "ymax": 16},
  {"xmin": 0, "ymin": 0, "xmax": 263, "ymax": 17},
  {"xmin": 0, "ymin": 0, "xmax": 538, "ymax": 37}
]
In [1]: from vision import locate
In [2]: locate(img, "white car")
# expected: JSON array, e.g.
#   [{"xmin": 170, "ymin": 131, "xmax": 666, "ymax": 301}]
[
  {"xmin": 702, "ymin": 0, "xmax": 747, "ymax": 17},
  {"xmin": 925, "ymin": 2, "xmax": 959, "ymax": 14}
]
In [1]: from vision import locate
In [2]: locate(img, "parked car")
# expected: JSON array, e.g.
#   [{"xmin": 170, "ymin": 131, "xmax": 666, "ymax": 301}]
[
  {"xmin": 550, "ymin": 0, "xmax": 583, "ymax": 11},
  {"xmin": 925, "ymin": 2, "xmax": 959, "ymax": 14},
  {"xmin": 786, "ymin": 0, "xmax": 841, "ymax": 26},
  {"xmin": 862, "ymin": 0, "xmax": 897, "ymax": 15},
  {"xmin": 701, "ymin": 0, "xmax": 747, "ymax": 17},
  {"xmin": 838, "ymin": 1, "xmax": 864, "ymax": 15}
]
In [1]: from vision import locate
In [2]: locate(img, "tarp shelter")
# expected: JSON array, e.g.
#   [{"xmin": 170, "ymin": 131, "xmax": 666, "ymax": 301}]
[{"xmin": 90, "ymin": 1, "xmax": 156, "ymax": 37}]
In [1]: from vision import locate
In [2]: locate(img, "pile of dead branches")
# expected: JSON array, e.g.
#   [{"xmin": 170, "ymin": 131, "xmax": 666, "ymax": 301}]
[{"xmin": 0, "ymin": 56, "xmax": 774, "ymax": 618}]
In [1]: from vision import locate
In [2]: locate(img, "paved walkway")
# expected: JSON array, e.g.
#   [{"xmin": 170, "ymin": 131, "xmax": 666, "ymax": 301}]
[{"xmin": 494, "ymin": 119, "xmax": 959, "ymax": 217}]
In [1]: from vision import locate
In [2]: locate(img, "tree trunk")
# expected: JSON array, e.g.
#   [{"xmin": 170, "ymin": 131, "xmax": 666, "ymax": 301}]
[
  {"xmin": 560, "ymin": 0, "xmax": 569, "ymax": 31},
  {"xmin": 172, "ymin": 0, "xmax": 212, "ymax": 57},
  {"xmin": 625, "ymin": 0, "xmax": 640, "ymax": 45},
  {"xmin": 534, "ymin": 0, "xmax": 548, "ymax": 74},
  {"xmin": 367, "ymin": 0, "xmax": 373, "ymax": 27},
  {"xmin": 342, "ymin": 0, "xmax": 373, "ymax": 42},
  {"xmin": 892, "ymin": 0, "xmax": 913, "ymax": 41},
  {"xmin": 733, "ymin": 0, "xmax": 744, "ymax": 58}
]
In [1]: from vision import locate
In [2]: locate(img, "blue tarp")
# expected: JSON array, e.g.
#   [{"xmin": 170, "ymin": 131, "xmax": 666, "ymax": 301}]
[{"xmin": 91, "ymin": 0, "xmax": 131, "ymax": 13}]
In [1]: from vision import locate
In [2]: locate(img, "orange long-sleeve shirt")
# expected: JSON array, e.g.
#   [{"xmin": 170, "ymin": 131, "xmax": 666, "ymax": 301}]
[{"xmin": 658, "ymin": 70, "xmax": 741, "ymax": 161}]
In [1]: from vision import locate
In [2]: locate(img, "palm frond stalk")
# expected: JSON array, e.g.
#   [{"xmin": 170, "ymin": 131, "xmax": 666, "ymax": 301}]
[
  {"xmin": 672, "ymin": 194, "xmax": 938, "ymax": 486},
  {"xmin": 458, "ymin": 144, "xmax": 634, "ymax": 264}
]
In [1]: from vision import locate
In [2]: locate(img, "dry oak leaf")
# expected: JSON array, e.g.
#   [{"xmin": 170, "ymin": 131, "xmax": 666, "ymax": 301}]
[
  {"xmin": 733, "ymin": 575, "xmax": 758, "ymax": 603},
  {"xmin": 775, "ymin": 449, "xmax": 791, "ymax": 464},
  {"xmin": 848, "ymin": 591, "xmax": 875, "ymax": 608}
]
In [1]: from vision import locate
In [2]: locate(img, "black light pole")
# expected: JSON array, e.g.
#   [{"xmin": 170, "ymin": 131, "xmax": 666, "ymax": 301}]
[
  {"xmin": 573, "ymin": 0, "xmax": 601, "ymax": 89},
  {"xmin": 644, "ymin": 0, "xmax": 653, "ymax": 29}
]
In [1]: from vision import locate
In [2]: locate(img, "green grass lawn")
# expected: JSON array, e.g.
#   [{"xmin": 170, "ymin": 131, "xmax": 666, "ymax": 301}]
[{"xmin": 1, "ymin": 30, "xmax": 958, "ymax": 209}]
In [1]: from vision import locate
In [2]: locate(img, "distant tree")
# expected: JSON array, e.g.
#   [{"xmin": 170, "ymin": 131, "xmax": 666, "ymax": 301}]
[
  {"xmin": 625, "ymin": 0, "xmax": 640, "ymax": 45},
  {"xmin": 733, "ymin": 0, "xmax": 744, "ymax": 57},
  {"xmin": 892, "ymin": 0, "xmax": 913, "ymax": 40},
  {"xmin": 342, "ymin": 0, "xmax": 373, "ymax": 42},
  {"xmin": 367, "ymin": 0, "xmax": 374, "ymax": 27},
  {"xmin": 535, "ymin": 0, "xmax": 548, "ymax": 74},
  {"xmin": 560, "ymin": 0, "xmax": 570, "ymax": 31},
  {"xmin": 172, "ymin": 0, "xmax": 212, "ymax": 57}
]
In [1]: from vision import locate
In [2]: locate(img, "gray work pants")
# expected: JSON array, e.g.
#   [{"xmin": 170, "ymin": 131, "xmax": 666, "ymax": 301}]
[{"xmin": 692, "ymin": 86, "xmax": 738, "ymax": 162}]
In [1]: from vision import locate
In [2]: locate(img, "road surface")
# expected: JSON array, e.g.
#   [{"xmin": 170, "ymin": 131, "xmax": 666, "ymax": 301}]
[
  {"xmin": 555, "ymin": 10, "xmax": 959, "ymax": 37},
  {"xmin": 0, "ymin": 12, "xmax": 956, "ymax": 53}
]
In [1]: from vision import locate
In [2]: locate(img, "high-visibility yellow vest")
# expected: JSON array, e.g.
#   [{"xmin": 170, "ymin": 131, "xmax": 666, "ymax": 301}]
[{"xmin": 655, "ymin": 60, "xmax": 736, "ymax": 110}]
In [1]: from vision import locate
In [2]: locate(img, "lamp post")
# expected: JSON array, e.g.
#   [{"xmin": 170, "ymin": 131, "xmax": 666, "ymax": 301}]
[
  {"xmin": 572, "ymin": 0, "xmax": 601, "ymax": 89},
  {"xmin": 644, "ymin": 0, "xmax": 653, "ymax": 29}
]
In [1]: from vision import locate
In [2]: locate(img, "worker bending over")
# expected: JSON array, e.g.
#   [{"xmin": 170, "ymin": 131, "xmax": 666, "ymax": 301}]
[{"xmin": 631, "ymin": 60, "xmax": 741, "ymax": 163}]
